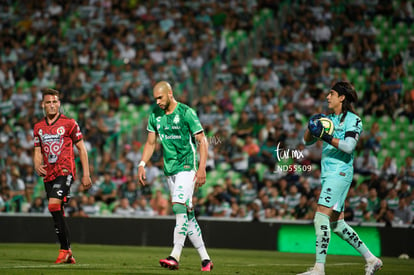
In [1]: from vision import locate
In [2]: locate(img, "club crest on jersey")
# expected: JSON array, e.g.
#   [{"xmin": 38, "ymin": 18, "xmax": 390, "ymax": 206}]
[
  {"xmin": 57, "ymin": 126, "xmax": 65, "ymax": 135},
  {"xmin": 173, "ymin": 114, "xmax": 180, "ymax": 124}
]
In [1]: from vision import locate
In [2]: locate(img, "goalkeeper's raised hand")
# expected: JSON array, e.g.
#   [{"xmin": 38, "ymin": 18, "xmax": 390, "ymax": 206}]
[
  {"xmin": 308, "ymin": 118, "xmax": 324, "ymax": 138},
  {"xmin": 308, "ymin": 114, "xmax": 333, "ymax": 144}
]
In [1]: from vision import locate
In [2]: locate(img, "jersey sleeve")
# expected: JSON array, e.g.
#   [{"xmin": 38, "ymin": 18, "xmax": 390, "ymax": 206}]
[
  {"xmin": 185, "ymin": 107, "xmax": 204, "ymax": 135},
  {"xmin": 70, "ymin": 119, "xmax": 83, "ymax": 143},
  {"xmin": 147, "ymin": 112, "xmax": 156, "ymax": 133},
  {"xmin": 33, "ymin": 124, "xmax": 41, "ymax": 147},
  {"xmin": 345, "ymin": 114, "xmax": 363, "ymax": 142}
]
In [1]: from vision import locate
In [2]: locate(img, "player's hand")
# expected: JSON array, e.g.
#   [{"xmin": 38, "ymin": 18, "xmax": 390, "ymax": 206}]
[
  {"xmin": 137, "ymin": 166, "xmax": 146, "ymax": 186},
  {"xmin": 81, "ymin": 176, "xmax": 92, "ymax": 190},
  {"xmin": 194, "ymin": 169, "xmax": 206, "ymax": 187},
  {"xmin": 308, "ymin": 117, "xmax": 323, "ymax": 138},
  {"xmin": 35, "ymin": 165, "xmax": 47, "ymax": 177}
]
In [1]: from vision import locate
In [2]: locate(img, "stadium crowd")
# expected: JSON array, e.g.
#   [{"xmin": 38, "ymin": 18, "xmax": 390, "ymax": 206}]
[{"xmin": 0, "ymin": 1, "xmax": 413, "ymax": 226}]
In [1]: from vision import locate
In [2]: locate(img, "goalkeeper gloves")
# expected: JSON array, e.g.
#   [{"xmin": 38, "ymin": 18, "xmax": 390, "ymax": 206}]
[{"xmin": 308, "ymin": 114, "xmax": 333, "ymax": 144}]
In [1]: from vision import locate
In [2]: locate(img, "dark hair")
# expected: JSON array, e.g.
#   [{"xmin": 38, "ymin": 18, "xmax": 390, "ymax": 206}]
[
  {"xmin": 331, "ymin": 81, "xmax": 358, "ymax": 121},
  {"xmin": 41, "ymin": 88, "xmax": 60, "ymax": 100}
]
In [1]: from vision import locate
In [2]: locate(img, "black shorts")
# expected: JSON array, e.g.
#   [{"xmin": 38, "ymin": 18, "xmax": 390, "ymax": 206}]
[{"xmin": 44, "ymin": 175, "xmax": 73, "ymax": 201}]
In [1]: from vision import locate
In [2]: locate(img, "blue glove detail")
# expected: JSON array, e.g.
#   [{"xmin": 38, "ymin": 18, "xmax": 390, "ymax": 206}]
[
  {"xmin": 309, "ymin": 113, "xmax": 326, "ymax": 121},
  {"xmin": 308, "ymin": 118, "xmax": 324, "ymax": 138}
]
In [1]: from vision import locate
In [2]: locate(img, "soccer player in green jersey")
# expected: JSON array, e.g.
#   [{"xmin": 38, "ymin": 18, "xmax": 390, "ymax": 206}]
[
  {"xmin": 137, "ymin": 81, "xmax": 213, "ymax": 271},
  {"xmin": 298, "ymin": 82, "xmax": 382, "ymax": 275}
]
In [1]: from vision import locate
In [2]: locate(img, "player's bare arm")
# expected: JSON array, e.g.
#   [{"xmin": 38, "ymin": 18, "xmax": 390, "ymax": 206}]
[
  {"xmin": 75, "ymin": 139, "xmax": 92, "ymax": 189},
  {"xmin": 138, "ymin": 131, "xmax": 157, "ymax": 186},
  {"xmin": 34, "ymin": 146, "xmax": 47, "ymax": 177},
  {"xmin": 195, "ymin": 131, "xmax": 208, "ymax": 187}
]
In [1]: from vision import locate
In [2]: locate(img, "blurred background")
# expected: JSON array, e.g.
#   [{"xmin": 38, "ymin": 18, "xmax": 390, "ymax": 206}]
[{"xmin": 0, "ymin": 0, "xmax": 413, "ymax": 227}]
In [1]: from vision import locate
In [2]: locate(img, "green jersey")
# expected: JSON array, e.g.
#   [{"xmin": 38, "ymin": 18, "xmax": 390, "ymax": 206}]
[{"xmin": 147, "ymin": 102, "xmax": 204, "ymax": 176}]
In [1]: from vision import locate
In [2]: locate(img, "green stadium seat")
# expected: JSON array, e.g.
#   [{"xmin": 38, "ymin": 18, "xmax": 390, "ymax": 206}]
[
  {"xmin": 364, "ymin": 115, "xmax": 373, "ymax": 125},
  {"xmin": 208, "ymin": 170, "xmax": 219, "ymax": 182},
  {"xmin": 407, "ymin": 124, "xmax": 414, "ymax": 139},
  {"xmin": 396, "ymin": 115, "xmax": 409, "ymax": 127},
  {"xmin": 253, "ymin": 15, "xmax": 261, "ymax": 27},
  {"xmin": 354, "ymin": 75, "xmax": 366, "ymax": 94},
  {"xmin": 229, "ymin": 112, "xmax": 239, "ymax": 128},
  {"xmin": 403, "ymin": 75, "xmax": 413, "ymax": 90},
  {"xmin": 255, "ymin": 162, "xmax": 267, "ymax": 181},
  {"xmin": 141, "ymin": 104, "xmax": 151, "ymax": 112},
  {"xmin": 388, "ymin": 42, "xmax": 399, "ymax": 56},
  {"xmin": 379, "ymin": 116, "xmax": 392, "ymax": 129},
  {"xmin": 389, "ymin": 122, "xmax": 398, "ymax": 132},
  {"xmin": 397, "ymin": 36, "xmax": 408, "ymax": 50},
  {"xmin": 388, "ymin": 139, "xmax": 398, "ymax": 150},
  {"xmin": 119, "ymin": 96, "xmax": 130, "ymax": 112},
  {"xmin": 217, "ymin": 162, "xmax": 231, "ymax": 172},
  {"xmin": 362, "ymin": 67, "xmax": 373, "ymax": 77},
  {"xmin": 346, "ymin": 68, "xmax": 358, "ymax": 83},
  {"xmin": 398, "ymin": 149, "xmax": 408, "ymax": 166},
  {"xmin": 120, "ymin": 118, "xmax": 130, "ymax": 129},
  {"xmin": 233, "ymin": 97, "xmax": 244, "ymax": 112},
  {"xmin": 407, "ymin": 60, "xmax": 414, "ymax": 75},
  {"xmin": 373, "ymin": 15, "xmax": 385, "ymax": 28},
  {"xmin": 235, "ymin": 30, "xmax": 247, "ymax": 43}
]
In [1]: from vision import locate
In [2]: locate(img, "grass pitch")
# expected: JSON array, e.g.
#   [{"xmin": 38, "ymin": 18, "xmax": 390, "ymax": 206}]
[{"xmin": 0, "ymin": 243, "xmax": 413, "ymax": 274}]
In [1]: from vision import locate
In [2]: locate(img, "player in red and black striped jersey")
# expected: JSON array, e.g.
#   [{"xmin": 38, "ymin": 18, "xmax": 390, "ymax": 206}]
[{"xmin": 33, "ymin": 88, "xmax": 91, "ymax": 264}]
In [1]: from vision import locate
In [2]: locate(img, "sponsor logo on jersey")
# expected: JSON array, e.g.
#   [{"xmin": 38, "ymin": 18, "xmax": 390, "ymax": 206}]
[
  {"xmin": 38, "ymin": 126, "xmax": 65, "ymax": 164},
  {"xmin": 173, "ymin": 114, "xmax": 180, "ymax": 124},
  {"xmin": 172, "ymin": 126, "xmax": 180, "ymax": 129},
  {"xmin": 41, "ymin": 133, "xmax": 62, "ymax": 143},
  {"xmin": 164, "ymin": 135, "xmax": 181, "ymax": 140}
]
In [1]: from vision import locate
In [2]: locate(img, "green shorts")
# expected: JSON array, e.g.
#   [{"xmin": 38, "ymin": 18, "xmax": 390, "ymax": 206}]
[{"xmin": 318, "ymin": 175, "xmax": 352, "ymax": 213}]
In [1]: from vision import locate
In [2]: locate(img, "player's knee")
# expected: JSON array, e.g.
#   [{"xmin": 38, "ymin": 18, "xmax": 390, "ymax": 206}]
[
  {"xmin": 48, "ymin": 203, "xmax": 61, "ymax": 212},
  {"xmin": 331, "ymin": 220, "xmax": 345, "ymax": 235},
  {"xmin": 172, "ymin": 203, "xmax": 187, "ymax": 214}
]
